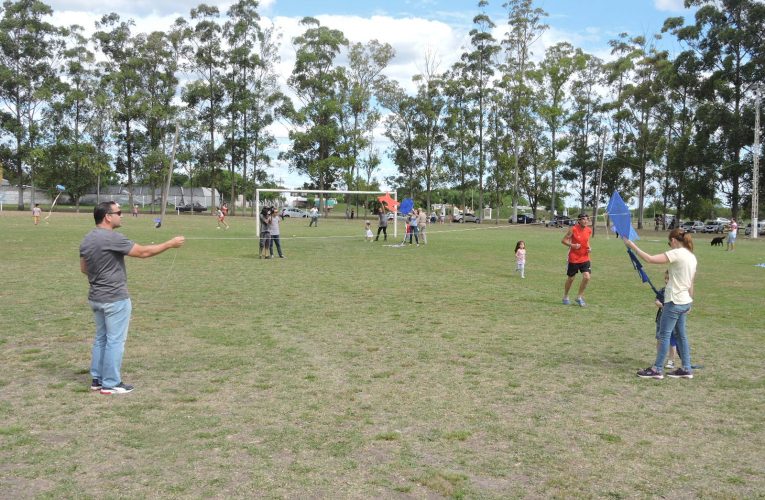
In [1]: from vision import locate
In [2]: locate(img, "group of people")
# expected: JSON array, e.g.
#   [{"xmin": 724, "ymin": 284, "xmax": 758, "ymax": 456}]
[
  {"xmin": 367, "ymin": 207, "xmax": 429, "ymax": 245},
  {"xmin": 77, "ymin": 201, "xmax": 701, "ymax": 396},
  {"xmin": 553, "ymin": 212, "xmax": 698, "ymax": 380}
]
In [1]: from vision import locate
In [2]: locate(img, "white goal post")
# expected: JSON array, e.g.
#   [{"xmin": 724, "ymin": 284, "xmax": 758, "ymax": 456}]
[{"xmin": 255, "ymin": 189, "xmax": 398, "ymax": 238}]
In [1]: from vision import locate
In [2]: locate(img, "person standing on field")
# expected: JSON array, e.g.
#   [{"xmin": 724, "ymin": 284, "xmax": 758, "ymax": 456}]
[
  {"xmin": 726, "ymin": 218, "xmax": 737, "ymax": 251},
  {"xmin": 562, "ymin": 213, "xmax": 592, "ymax": 307},
  {"xmin": 268, "ymin": 210, "xmax": 285, "ymax": 258},
  {"xmin": 32, "ymin": 203, "xmax": 42, "ymax": 225},
  {"xmin": 417, "ymin": 208, "xmax": 428, "ymax": 244},
  {"xmin": 80, "ymin": 201, "xmax": 185, "ymax": 394},
  {"xmin": 375, "ymin": 206, "xmax": 388, "ymax": 241},
  {"xmin": 309, "ymin": 206, "xmax": 319, "ymax": 227},
  {"xmin": 625, "ymin": 228, "xmax": 697, "ymax": 380}
]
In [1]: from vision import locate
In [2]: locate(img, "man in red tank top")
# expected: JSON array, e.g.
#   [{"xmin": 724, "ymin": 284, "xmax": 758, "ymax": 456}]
[{"xmin": 562, "ymin": 213, "xmax": 592, "ymax": 306}]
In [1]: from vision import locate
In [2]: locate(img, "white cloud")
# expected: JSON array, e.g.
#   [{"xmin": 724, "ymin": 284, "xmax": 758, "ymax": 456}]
[
  {"xmin": 271, "ymin": 14, "xmax": 463, "ymax": 95},
  {"xmin": 654, "ymin": 0, "xmax": 685, "ymax": 12}
]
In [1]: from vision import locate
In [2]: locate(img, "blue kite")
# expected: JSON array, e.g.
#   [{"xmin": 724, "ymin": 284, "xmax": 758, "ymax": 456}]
[
  {"xmin": 399, "ymin": 198, "xmax": 414, "ymax": 215},
  {"xmin": 608, "ymin": 191, "xmax": 662, "ymax": 299},
  {"xmin": 605, "ymin": 191, "xmax": 639, "ymax": 240}
]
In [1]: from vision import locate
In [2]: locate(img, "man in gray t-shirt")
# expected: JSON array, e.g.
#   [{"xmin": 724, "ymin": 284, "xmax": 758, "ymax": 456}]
[{"xmin": 80, "ymin": 201, "xmax": 185, "ymax": 395}]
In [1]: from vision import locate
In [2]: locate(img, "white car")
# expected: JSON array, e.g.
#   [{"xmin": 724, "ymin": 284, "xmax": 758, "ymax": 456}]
[
  {"xmin": 745, "ymin": 221, "xmax": 765, "ymax": 236},
  {"xmin": 680, "ymin": 220, "xmax": 704, "ymax": 233},
  {"xmin": 453, "ymin": 212, "xmax": 480, "ymax": 223},
  {"xmin": 702, "ymin": 220, "xmax": 727, "ymax": 233},
  {"xmin": 281, "ymin": 207, "xmax": 307, "ymax": 218}
]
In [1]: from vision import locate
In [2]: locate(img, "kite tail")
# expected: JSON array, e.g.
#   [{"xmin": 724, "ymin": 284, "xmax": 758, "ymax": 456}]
[{"xmin": 44, "ymin": 192, "xmax": 63, "ymax": 220}]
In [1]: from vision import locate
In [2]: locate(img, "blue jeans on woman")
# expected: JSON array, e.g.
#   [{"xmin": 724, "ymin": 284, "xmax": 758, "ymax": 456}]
[
  {"xmin": 269, "ymin": 234, "xmax": 284, "ymax": 257},
  {"xmin": 89, "ymin": 298, "xmax": 132, "ymax": 388},
  {"xmin": 654, "ymin": 301, "xmax": 692, "ymax": 373}
]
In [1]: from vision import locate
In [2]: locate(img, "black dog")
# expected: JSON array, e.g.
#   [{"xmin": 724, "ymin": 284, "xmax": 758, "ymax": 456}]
[{"xmin": 711, "ymin": 236, "xmax": 725, "ymax": 246}]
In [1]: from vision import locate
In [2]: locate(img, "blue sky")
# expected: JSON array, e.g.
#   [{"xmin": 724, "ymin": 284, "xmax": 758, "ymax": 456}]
[{"xmin": 48, "ymin": 0, "xmax": 696, "ymax": 192}]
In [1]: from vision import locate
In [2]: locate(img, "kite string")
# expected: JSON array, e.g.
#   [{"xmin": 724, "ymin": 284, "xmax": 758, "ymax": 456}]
[{"xmin": 152, "ymin": 247, "xmax": 179, "ymax": 299}]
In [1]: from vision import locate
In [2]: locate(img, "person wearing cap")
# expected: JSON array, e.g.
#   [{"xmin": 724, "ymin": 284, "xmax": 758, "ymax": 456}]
[{"xmin": 561, "ymin": 213, "xmax": 592, "ymax": 306}]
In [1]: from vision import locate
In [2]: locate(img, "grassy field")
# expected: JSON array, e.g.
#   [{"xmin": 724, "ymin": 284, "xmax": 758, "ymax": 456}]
[{"xmin": 1, "ymin": 209, "xmax": 763, "ymax": 498}]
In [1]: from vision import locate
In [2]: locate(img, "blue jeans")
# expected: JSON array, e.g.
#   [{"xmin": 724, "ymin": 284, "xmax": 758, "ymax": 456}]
[
  {"xmin": 269, "ymin": 234, "xmax": 283, "ymax": 257},
  {"xmin": 654, "ymin": 302, "xmax": 691, "ymax": 373},
  {"xmin": 89, "ymin": 298, "xmax": 132, "ymax": 388}
]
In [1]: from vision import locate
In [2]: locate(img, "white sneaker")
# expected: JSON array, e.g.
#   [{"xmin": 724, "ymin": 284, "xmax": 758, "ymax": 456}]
[{"xmin": 665, "ymin": 360, "xmax": 675, "ymax": 369}]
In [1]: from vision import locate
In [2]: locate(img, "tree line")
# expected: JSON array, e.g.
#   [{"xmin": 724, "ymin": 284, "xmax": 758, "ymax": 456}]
[{"xmin": 0, "ymin": 0, "xmax": 762, "ymax": 225}]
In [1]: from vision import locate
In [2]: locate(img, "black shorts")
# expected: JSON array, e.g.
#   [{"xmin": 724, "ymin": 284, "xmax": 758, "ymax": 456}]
[{"xmin": 567, "ymin": 261, "xmax": 591, "ymax": 277}]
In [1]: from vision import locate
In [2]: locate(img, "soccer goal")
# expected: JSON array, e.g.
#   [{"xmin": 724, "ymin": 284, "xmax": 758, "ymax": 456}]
[{"xmin": 255, "ymin": 188, "xmax": 398, "ymax": 238}]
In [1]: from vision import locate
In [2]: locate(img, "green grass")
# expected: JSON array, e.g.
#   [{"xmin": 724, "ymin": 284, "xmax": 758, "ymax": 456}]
[{"xmin": 1, "ymin": 210, "xmax": 764, "ymax": 498}]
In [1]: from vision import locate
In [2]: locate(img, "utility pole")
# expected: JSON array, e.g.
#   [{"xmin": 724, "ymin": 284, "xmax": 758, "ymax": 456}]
[{"xmin": 752, "ymin": 86, "xmax": 760, "ymax": 239}]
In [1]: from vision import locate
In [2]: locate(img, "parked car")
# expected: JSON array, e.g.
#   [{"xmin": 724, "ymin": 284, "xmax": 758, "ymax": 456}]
[
  {"xmin": 176, "ymin": 202, "xmax": 207, "ymax": 213},
  {"xmin": 510, "ymin": 214, "xmax": 536, "ymax": 224},
  {"xmin": 545, "ymin": 215, "xmax": 574, "ymax": 228},
  {"xmin": 281, "ymin": 207, "xmax": 307, "ymax": 218},
  {"xmin": 386, "ymin": 212, "xmax": 407, "ymax": 221},
  {"xmin": 681, "ymin": 220, "xmax": 705, "ymax": 233},
  {"xmin": 702, "ymin": 220, "xmax": 726, "ymax": 233},
  {"xmin": 745, "ymin": 221, "xmax": 765, "ymax": 236},
  {"xmin": 453, "ymin": 212, "xmax": 480, "ymax": 223}
]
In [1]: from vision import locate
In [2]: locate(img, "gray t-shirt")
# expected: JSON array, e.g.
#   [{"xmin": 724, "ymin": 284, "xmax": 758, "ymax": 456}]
[
  {"xmin": 79, "ymin": 228, "xmax": 135, "ymax": 303},
  {"xmin": 378, "ymin": 211, "xmax": 388, "ymax": 228},
  {"xmin": 268, "ymin": 216, "xmax": 281, "ymax": 236}
]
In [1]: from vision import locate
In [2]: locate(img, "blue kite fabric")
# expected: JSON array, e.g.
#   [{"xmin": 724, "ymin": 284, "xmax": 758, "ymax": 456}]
[
  {"xmin": 627, "ymin": 247, "xmax": 661, "ymax": 299},
  {"xmin": 56, "ymin": 184, "xmax": 66, "ymax": 191},
  {"xmin": 606, "ymin": 191, "xmax": 639, "ymax": 241},
  {"xmin": 399, "ymin": 198, "xmax": 414, "ymax": 215}
]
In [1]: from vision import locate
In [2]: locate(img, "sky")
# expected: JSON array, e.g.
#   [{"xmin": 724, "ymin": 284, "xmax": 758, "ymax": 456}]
[{"xmin": 46, "ymin": 0, "xmax": 697, "ymax": 194}]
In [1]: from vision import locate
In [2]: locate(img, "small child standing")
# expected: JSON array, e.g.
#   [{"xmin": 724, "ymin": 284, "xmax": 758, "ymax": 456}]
[
  {"xmin": 32, "ymin": 203, "xmax": 42, "ymax": 225},
  {"xmin": 365, "ymin": 221, "xmax": 373, "ymax": 241},
  {"xmin": 514, "ymin": 240, "xmax": 526, "ymax": 278},
  {"xmin": 655, "ymin": 270, "xmax": 678, "ymax": 369}
]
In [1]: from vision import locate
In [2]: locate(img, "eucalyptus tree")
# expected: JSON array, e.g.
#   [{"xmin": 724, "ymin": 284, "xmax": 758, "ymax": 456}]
[
  {"xmin": 409, "ymin": 53, "xmax": 446, "ymax": 210},
  {"xmin": 500, "ymin": 0, "xmax": 547, "ymax": 221},
  {"xmin": 654, "ymin": 47, "xmax": 705, "ymax": 223},
  {"xmin": 601, "ymin": 33, "xmax": 642, "ymax": 212},
  {"xmin": 462, "ymin": 0, "xmax": 500, "ymax": 220},
  {"xmin": 564, "ymin": 54, "xmax": 604, "ymax": 212},
  {"xmin": 245, "ymin": 23, "xmax": 284, "ymax": 214},
  {"xmin": 281, "ymin": 17, "xmax": 348, "ymax": 209},
  {"xmin": 618, "ymin": 36, "xmax": 668, "ymax": 229},
  {"xmin": 183, "ymin": 3, "xmax": 226, "ymax": 210},
  {"xmin": 532, "ymin": 42, "xmax": 586, "ymax": 216},
  {"xmin": 93, "ymin": 13, "xmax": 146, "ymax": 208},
  {"xmin": 86, "ymin": 78, "xmax": 115, "ymax": 202},
  {"xmin": 222, "ymin": 0, "xmax": 262, "ymax": 213},
  {"xmin": 176, "ymin": 106, "xmax": 205, "ymax": 207},
  {"xmin": 441, "ymin": 62, "xmax": 477, "ymax": 213},
  {"xmin": 136, "ymin": 30, "xmax": 181, "ymax": 207},
  {"xmin": 519, "ymin": 118, "xmax": 548, "ymax": 217},
  {"xmin": 343, "ymin": 39, "xmax": 394, "ymax": 208},
  {"xmin": 663, "ymin": 0, "xmax": 765, "ymax": 219},
  {"xmin": 0, "ymin": 0, "xmax": 61, "ymax": 209},
  {"xmin": 222, "ymin": 1, "xmax": 283, "ymax": 214},
  {"xmin": 379, "ymin": 80, "xmax": 420, "ymax": 196},
  {"xmin": 40, "ymin": 24, "xmax": 99, "ymax": 208}
]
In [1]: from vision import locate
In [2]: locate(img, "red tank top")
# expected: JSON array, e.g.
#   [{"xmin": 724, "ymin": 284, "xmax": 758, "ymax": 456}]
[{"xmin": 568, "ymin": 224, "xmax": 592, "ymax": 264}]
